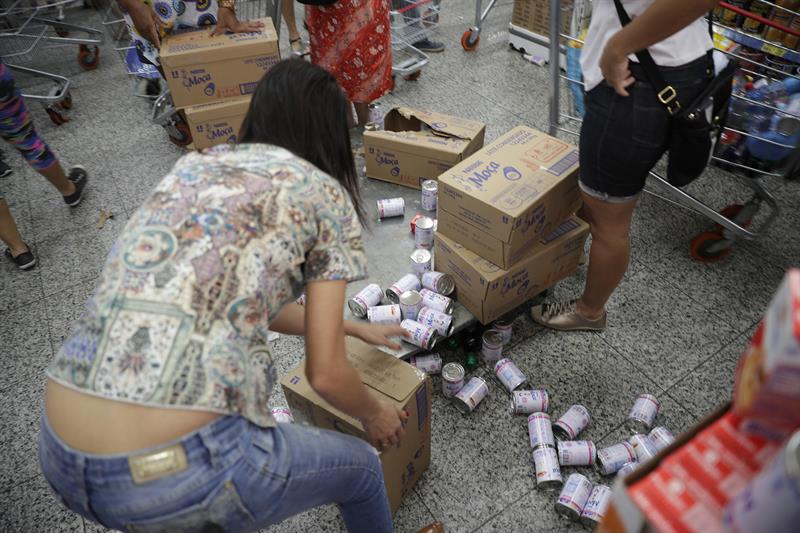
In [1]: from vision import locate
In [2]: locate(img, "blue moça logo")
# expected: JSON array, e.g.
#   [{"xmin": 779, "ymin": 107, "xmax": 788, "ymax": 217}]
[
  {"xmin": 467, "ymin": 161, "xmax": 500, "ymax": 187},
  {"xmin": 503, "ymin": 166, "xmax": 522, "ymax": 181}
]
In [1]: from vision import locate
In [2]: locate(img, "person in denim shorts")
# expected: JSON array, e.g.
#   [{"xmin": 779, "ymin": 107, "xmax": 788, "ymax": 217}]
[{"xmin": 531, "ymin": 0, "xmax": 720, "ymax": 331}]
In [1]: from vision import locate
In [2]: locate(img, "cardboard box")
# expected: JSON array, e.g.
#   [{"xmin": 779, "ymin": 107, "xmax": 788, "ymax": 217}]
[
  {"xmin": 160, "ymin": 18, "xmax": 280, "ymax": 109},
  {"xmin": 512, "ymin": 0, "xmax": 573, "ymax": 39},
  {"xmin": 434, "ymin": 216, "xmax": 588, "ymax": 324},
  {"xmin": 598, "ymin": 406, "xmax": 781, "ymax": 533},
  {"xmin": 184, "ymin": 96, "xmax": 251, "ymax": 150},
  {"xmin": 363, "ymin": 107, "xmax": 486, "ymax": 189},
  {"xmin": 733, "ymin": 269, "xmax": 800, "ymax": 440},
  {"xmin": 280, "ymin": 337, "xmax": 432, "ymax": 513},
  {"xmin": 437, "ymin": 126, "xmax": 582, "ymax": 268}
]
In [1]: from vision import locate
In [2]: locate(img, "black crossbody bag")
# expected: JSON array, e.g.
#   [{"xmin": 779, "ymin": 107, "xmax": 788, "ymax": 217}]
[{"xmin": 612, "ymin": 0, "xmax": 737, "ymax": 187}]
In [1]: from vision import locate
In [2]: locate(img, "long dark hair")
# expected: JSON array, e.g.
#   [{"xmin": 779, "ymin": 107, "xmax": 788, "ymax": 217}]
[{"xmin": 239, "ymin": 59, "xmax": 366, "ymax": 226}]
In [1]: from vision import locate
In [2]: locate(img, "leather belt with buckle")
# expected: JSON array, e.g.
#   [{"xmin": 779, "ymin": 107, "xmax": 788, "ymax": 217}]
[{"xmin": 128, "ymin": 444, "xmax": 188, "ymax": 484}]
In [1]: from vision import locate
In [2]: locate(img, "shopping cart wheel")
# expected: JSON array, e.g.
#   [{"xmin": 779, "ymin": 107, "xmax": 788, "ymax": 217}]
[
  {"xmin": 46, "ymin": 106, "xmax": 69, "ymax": 126},
  {"xmin": 403, "ymin": 71, "xmax": 422, "ymax": 81},
  {"xmin": 55, "ymin": 27, "xmax": 70, "ymax": 37},
  {"xmin": 78, "ymin": 45, "xmax": 100, "ymax": 70},
  {"xmin": 461, "ymin": 29, "xmax": 480, "ymax": 52},
  {"xmin": 57, "ymin": 91, "xmax": 73, "ymax": 110},
  {"xmin": 690, "ymin": 230, "xmax": 733, "ymax": 263},
  {"xmin": 167, "ymin": 121, "xmax": 192, "ymax": 147}
]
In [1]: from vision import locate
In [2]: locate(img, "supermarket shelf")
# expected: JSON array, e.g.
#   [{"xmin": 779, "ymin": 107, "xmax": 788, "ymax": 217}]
[{"xmin": 714, "ymin": 23, "xmax": 800, "ymax": 64}]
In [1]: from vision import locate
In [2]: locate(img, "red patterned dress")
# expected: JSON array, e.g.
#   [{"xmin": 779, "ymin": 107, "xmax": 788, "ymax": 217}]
[{"xmin": 307, "ymin": 0, "xmax": 393, "ymax": 103}]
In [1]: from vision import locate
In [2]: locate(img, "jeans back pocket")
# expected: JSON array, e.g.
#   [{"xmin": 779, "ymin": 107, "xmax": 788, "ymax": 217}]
[{"xmin": 125, "ymin": 480, "xmax": 254, "ymax": 533}]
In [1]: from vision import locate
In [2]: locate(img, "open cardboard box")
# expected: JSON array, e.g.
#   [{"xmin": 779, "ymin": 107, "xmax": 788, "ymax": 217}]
[
  {"xmin": 160, "ymin": 18, "xmax": 280, "ymax": 109},
  {"xmin": 437, "ymin": 126, "xmax": 582, "ymax": 269},
  {"xmin": 363, "ymin": 107, "xmax": 485, "ymax": 189},
  {"xmin": 434, "ymin": 216, "xmax": 588, "ymax": 324},
  {"xmin": 280, "ymin": 337, "xmax": 432, "ymax": 514}
]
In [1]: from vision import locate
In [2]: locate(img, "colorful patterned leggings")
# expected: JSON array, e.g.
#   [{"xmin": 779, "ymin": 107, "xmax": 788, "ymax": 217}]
[{"xmin": 0, "ymin": 61, "xmax": 57, "ymax": 178}]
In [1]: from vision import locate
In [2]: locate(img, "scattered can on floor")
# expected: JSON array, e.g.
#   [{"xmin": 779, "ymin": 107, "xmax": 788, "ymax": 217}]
[
  {"xmin": 419, "ymin": 288, "xmax": 454, "ymax": 314},
  {"xmin": 616, "ymin": 461, "xmax": 639, "ymax": 479},
  {"xmin": 377, "ymin": 197, "xmax": 404, "ymax": 219},
  {"xmin": 417, "ymin": 306, "xmax": 455, "ymax": 337},
  {"xmin": 421, "ymin": 179, "xmax": 438, "ymax": 211},
  {"xmin": 555, "ymin": 473, "xmax": 593, "ymax": 521},
  {"xmin": 453, "ymin": 376, "xmax": 489, "ymax": 414},
  {"xmin": 491, "ymin": 319, "xmax": 513, "ymax": 345},
  {"xmin": 399, "ymin": 290, "xmax": 423, "ymax": 321},
  {"xmin": 627, "ymin": 393, "xmax": 660, "ymax": 432},
  {"xmin": 368, "ymin": 102, "xmax": 383, "ymax": 127},
  {"xmin": 511, "ymin": 389, "xmax": 550, "ymax": 415},
  {"xmin": 557, "ymin": 440, "xmax": 597, "ymax": 467},
  {"xmin": 481, "ymin": 329, "xmax": 504, "ymax": 363},
  {"xmin": 410, "ymin": 213, "xmax": 438, "ymax": 234},
  {"xmin": 648, "ymin": 426, "xmax": 675, "ymax": 452},
  {"xmin": 597, "ymin": 442, "xmax": 637, "ymax": 476},
  {"xmin": 580, "ymin": 484, "xmax": 611, "ymax": 527},
  {"xmin": 401, "ymin": 319, "xmax": 438, "ymax": 350},
  {"xmin": 628, "ymin": 434, "xmax": 659, "ymax": 464},
  {"xmin": 410, "ymin": 249, "xmax": 433, "ymax": 278},
  {"xmin": 442, "ymin": 362, "xmax": 465, "ymax": 398},
  {"xmin": 271, "ymin": 407, "xmax": 294, "ymax": 424},
  {"xmin": 367, "ymin": 304, "xmax": 402, "ymax": 325},
  {"xmin": 386, "ymin": 274, "xmax": 422, "ymax": 303},
  {"xmin": 414, "ymin": 216, "xmax": 435, "ymax": 249},
  {"xmin": 410, "ymin": 353, "xmax": 442, "ymax": 375},
  {"xmin": 533, "ymin": 446, "xmax": 563, "ymax": 490},
  {"xmin": 421, "ymin": 271, "xmax": 455, "ymax": 296},
  {"xmin": 528, "ymin": 412, "xmax": 555, "ymax": 449},
  {"xmin": 494, "ymin": 358, "xmax": 527, "ymax": 392},
  {"xmin": 348, "ymin": 283, "xmax": 383, "ymax": 318},
  {"xmin": 553, "ymin": 405, "xmax": 591, "ymax": 441},
  {"xmin": 722, "ymin": 430, "xmax": 800, "ymax": 533}
]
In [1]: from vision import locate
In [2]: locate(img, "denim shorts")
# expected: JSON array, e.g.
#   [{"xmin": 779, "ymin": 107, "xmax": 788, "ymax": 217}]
[{"xmin": 579, "ymin": 55, "xmax": 711, "ymax": 200}]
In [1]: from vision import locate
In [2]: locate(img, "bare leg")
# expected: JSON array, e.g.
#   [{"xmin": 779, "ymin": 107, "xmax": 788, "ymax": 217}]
[
  {"xmin": 38, "ymin": 161, "xmax": 75, "ymax": 197},
  {"xmin": 576, "ymin": 191, "xmax": 639, "ymax": 319},
  {"xmin": 0, "ymin": 198, "xmax": 27, "ymax": 256},
  {"xmin": 353, "ymin": 102, "xmax": 370, "ymax": 127},
  {"xmin": 282, "ymin": 0, "xmax": 301, "ymax": 41}
]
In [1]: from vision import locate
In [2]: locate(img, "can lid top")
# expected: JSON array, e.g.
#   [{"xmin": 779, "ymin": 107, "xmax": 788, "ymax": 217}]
[
  {"xmin": 442, "ymin": 362, "xmax": 465, "ymax": 379},
  {"xmin": 483, "ymin": 329, "xmax": 503, "ymax": 343},
  {"xmin": 399, "ymin": 290, "xmax": 422, "ymax": 305},
  {"xmin": 411, "ymin": 249, "xmax": 432, "ymax": 261},
  {"xmin": 416, "ymin": 217, "xmax": 434, "ymax": 230}
]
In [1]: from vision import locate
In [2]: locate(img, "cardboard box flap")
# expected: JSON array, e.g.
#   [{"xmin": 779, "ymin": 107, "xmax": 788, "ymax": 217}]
[
  {"xmin": 346, "ymin": 337, "xmax": 426, "ymax": 402},
  {"xmin": 395, "ymin": 107, "xmax": 485, "ymax": 141},
  {"xmin": 161, "ymin": 18, "xmax": 278, "ymax": 67},
  {"xmin": 184, "ymin": 96, "xmax": 251, "ymax": 122}
]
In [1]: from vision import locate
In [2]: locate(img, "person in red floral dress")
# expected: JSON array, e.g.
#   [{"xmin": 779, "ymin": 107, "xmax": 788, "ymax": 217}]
[{"xmin": 307, "ymin": 0, "xmax": 393, "ymax": 126}]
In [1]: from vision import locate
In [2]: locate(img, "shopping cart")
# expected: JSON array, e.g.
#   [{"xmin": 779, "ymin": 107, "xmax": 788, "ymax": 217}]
[
  {"xmin": 546, "ymin": 0, "xmax": 799, "ymax": 263},
  {"xmin": 460, "ymin": 0, "xmax": 501, "ymax": 51},
  {"xmin": 390, "ymin": 0, "xmax": 438, "ymax": 81},
  {"xmin": 0, "ymin": 0, "xmax": 105, "ymax": 124},
  {"xmin": 106, "ymin": 0, "xmax": 281, "ymax": 147}
]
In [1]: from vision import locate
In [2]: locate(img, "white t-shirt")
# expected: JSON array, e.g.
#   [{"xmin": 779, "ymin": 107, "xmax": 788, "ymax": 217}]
[{"xmin": 580, "ymin": 0, "xmax": 714, "ymax": 91}]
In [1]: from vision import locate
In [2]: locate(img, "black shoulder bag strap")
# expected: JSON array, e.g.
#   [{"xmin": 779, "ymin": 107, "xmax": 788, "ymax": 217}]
[{"xmin": 611, "ymin": 0, "xmax": 714, "ymax": 116}]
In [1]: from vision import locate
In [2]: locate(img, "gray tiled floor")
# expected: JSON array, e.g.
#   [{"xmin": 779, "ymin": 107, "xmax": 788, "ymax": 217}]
[{"xmin": 1, "ymin": 1, "xmax": 798, "ymax": 532}]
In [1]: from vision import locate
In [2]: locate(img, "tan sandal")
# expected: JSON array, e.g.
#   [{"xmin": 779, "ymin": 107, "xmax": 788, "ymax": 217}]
[{"xmin": 289, "ymin": 37, "xmax": 310, "ymax": 57}]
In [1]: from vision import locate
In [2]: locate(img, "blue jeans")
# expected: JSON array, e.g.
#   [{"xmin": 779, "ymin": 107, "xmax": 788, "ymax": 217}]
[{"xmin": 38, "ymin": 414, "xmax": 393, "ymax": 532}]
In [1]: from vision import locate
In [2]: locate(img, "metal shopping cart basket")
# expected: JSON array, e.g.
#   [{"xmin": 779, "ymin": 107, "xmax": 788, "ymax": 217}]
[
  {"xmin": 390, "ymin": 0, "xmax": 438, "ymax": 81},
  {"xmin": 546, "ymin": 0, "xmax": 800, "ymax": 263},
  {"xmin": 106, "ymin": 0, "xmax": 281, "ymax": 147},
  {"xmin": 0, "ymin": 0, "xmax": 105, "ymax": 124}
]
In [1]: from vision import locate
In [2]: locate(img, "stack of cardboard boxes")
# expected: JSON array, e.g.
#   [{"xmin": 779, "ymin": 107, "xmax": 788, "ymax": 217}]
[
  {"xmin": 159, "ymin": 19, "xmax": 281, "ymax": 150},
  {"xmin": 434, "ymin": 126, "xmax": 589, "ymax": 324}
]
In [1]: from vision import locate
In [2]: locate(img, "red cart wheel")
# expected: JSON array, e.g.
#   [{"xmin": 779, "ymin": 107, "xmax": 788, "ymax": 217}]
[
  {"xmin": 714, "ymin": 203, "xmax": 752, "ymax": 230},
  {"xmin": 690, "ymin": 230, "xmax": 733, "ymax": 263},
  {"xmin": 461, "ymin": 29, "xmax": 480, "ymax": 51},
  {"xmin": 167, "ymin": 121, "xmax": 192, "ymax": 147},
  {"xmin": 57, "ymin": 91, "xmax": 73, "ymax": 110},
  {"xmin": 78, "ymin": 44, "xmax": 100, "ymax": 70},
  {"xmin": 46, "ymin": 107, "xmax": 68, "ymax": 125},
  {"xmin": 55, "ymin": 28, "xmax": 69, "ymax": 37},
  {"xmin": 403, "ymin": 70, "xmax": 422, "ymax": 81}
]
